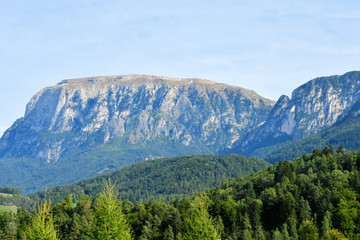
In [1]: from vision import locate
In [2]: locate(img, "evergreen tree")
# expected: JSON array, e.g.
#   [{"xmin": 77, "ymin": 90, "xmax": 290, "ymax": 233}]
[
  {"xmin": 281, "ymin": 223, "xmax": 290, "ymax": 240},
  {"xmin": 73, "ymin": 195, "xmax": 93, "ymax": 240},
  {"xmin": 286, "ymin": 214, "xmax": 298, "ymax": 240},
  {"xmin": 182, "ymin": 194, "xmax": 221, "ymax": 240},
  {"xmin": 336, "ymin": 145, "xmax": 344, "ymax": 154},
  {"xmin": 335, "ymin": 189, "xmax": 360, "ymax": 238},
  {"xmin": 323, "ymin": 229, "xmax": 348, "ymax": 240},
  {"xmin": 164, "ymin": 225, "xmax": 175, "ymax": 240},
  {"xmin": 321, "ymin": 211, "xmax": 332, "ymax": 237},
  {"xmin": 297, "ymin": 220, "xmax": 319, "ymax": 240},
  {"xmin": 25, "ymin": 199, "xmax": 58, "ymax": 240},
  {"xmin": 254, "ymin": 225, "xmax": 266, "ymax": 240},
  {"xmin": 139, "ymin": 220, "xmax": 153, "ymax": 240},
  {"xmin": 242, "ymin": 213, "xmax": 253, "ymax": 240},
  {"xmin": 52, "ymin": 194, "xmax": 74, "ymax": 239},
  {"xmin": 299, "ymin": 198, "xmax": 312, "ymax": 222},
  {"xmin": 92, "ymin": 178, "xmax": 132, "ymax": 240},
  {"xmin": 0, "ymin": 212, "xmax": 16, "ymax": 240},
  {"xmin": 272, "ymin": 228, "xmax": 282, "ymax": 240}
]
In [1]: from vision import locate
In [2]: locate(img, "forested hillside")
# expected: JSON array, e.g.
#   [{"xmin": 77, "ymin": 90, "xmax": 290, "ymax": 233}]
[
  {"xmin": 0, "ymin": 187, "xmax": 35, "ymax": 213},
  {"xmin": 1, "ymin": 147, "xmax": 360, "ymax": 239},
  {"xmin": 29, "ymin": 154, "xmax": 270, "ymax": 204}
]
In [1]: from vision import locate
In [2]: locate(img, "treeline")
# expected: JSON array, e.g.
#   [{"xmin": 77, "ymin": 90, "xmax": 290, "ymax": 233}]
[
  {"xmin": 0, "ymin": 187, "xmax": 21, "ymax": 195},
  {"xmin": 1, "ymin": 147, "xmax": 360, "ymax": 239},
  {"xmin": 29, "ymin": 154, "xmax": 270, "ymax": 204},
  {"xmin": 0, "ymin": 194, "xmax": 36, "ymax": 212},
  {"xmin": 0, "ymin": 187, "xmax": 36, "ymax": 212}
]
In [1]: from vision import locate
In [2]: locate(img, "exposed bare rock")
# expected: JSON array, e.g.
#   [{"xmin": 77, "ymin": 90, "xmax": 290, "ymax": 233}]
[
  {"xmin": 0, "ymin": 74, "xmax": 275, "ymax": 162},
  {"xmin": 237, "ymin": 71, "xmax": 360, "ymax": 157}
]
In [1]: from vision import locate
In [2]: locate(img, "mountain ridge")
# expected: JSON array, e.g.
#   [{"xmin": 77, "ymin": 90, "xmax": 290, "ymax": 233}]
[
  {"xmin": 1, "ymin": 71, "xmax": 360, "ymax": 193},
  {"xmin": 230, "ymin": 70, "xmax": 360, "ymax": 158},
  {"xmin": 0, "ymin": 74, "xmax": 275, "ymax": 193}
]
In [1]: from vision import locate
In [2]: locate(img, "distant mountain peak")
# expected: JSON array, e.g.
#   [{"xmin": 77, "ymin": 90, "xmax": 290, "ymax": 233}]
[
  {"xmin": 57, "ymin": 74, "xmax": 224, "ymax": 88},
  {"xmin": 236, "ymin": 70, "xmax": 360, "ymax": 158},
  {"xmin": 2, "ymin": 71, "xmax": 360, "ymax": 193},
  {"xmin": 0, "ymin": 74, "xmax": 275, "ymax": 165}
]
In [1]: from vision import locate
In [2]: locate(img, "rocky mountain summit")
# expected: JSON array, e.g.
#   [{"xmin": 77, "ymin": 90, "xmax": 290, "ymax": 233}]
[
  {"xmin": 0, "ymin": 74, "xmax": 274, "ymax": 163},
  {"xmin": 1, "ymin": 71, "xmax": 360, "ymax": 193},
  {"xmin": 235, "ymin": 71, "xmax": 360, "ymax": 157}
]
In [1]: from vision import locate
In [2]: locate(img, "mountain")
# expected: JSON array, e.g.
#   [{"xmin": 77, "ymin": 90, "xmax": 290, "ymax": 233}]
[
  {"xmin": 264, "ymin": 98, "xmax": 360, "ymax": 163},
  {"xmin": 228, "ymin": 71, "xmax": 360, "ymax": 158},
  {"xmin": 29, "ymin": 154, "xmax": 270, "ymax": 204},
  {"xmin": 0, "ymin": 75, "xmax": 274, "ymax": 193},
  {"xmin": 2, "ymin": 71, "xmax": 360, "ymax": 193}
]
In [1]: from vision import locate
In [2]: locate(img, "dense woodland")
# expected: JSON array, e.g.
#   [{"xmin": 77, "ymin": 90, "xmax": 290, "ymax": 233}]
[
  {"xmin": 1, "ymin": 147, "xmax": 360, "ymax": 239},
  {"xmin": 29, "ymin": 154, "xmax": 269, "ymax": 205}
]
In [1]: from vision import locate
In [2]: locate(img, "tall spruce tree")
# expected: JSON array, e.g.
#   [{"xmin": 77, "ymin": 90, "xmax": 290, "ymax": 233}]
[
  {"xmin": 25, "ymin": 199, "xmax": 58, "ymax": 240},
  {"xmin": 182, "ymin": 194, "xmax": 221, "ymax": 240},
  {"xmin": 92, "ymin": 178, "xmax": 132, "ymax": 240},
  {"xmin": 298, "ymin": 220, "xmax": 319, "ymax": 240}
]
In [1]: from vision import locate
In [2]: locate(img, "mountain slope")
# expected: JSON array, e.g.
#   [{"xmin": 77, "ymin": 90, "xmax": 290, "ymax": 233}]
[
  {"xmin": 29, "ymin": 154, "xmax": 270, "ymax": 204},
  {"xmin": 264, "ymin": 99, "xmax": 360, "ymax": 163},
  {"xmin": 0, "ymin": 75, "xmax": 274, "ymax": 193},
  {"xmin": 228, "ymin": 71, "xmax": 360, "ymax": 158},
  {"xmin": 0, "ymin": 75, "xmax": 274, "ymax": 161},
  {"xmin": 2, "ymin": 71, "xmax": 360, "ymax": 193}
]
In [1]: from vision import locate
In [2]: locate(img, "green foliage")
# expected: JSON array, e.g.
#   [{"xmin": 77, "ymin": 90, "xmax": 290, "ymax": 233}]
[
  {"xmin": 92, "ymin": 178, "xmax": 132, "ymax": 240},
  {"xmin": 335, "ymin": 189, "xmax": 360, "ymax": 238},
  {"xmin": 182, "ymin": 194, "xmax": 221, "ymax": 240},
  {"xmin": 30, "ymin": 154, "xmax": 270, "ymax": 204},
  {"xmin": 0, "ymin": 211, "xmax": 16, "ymax": 239},
  {"xmin": 0, "ymin": 187, "xmax": 21, "ymax": 195},
  {"xmin": 5, "ymin": 147, "xmax": 360, "ymax": 239},
  {"xmin": 0, "ymin": 136, "xmax": 212, "ymax": 194},
  {"xmin": 298, "ymin": 220, "xmax": 319, "ymax": 240},
  {"xmin": 321, "ymin": 211, "xmax": 332, "ymax": 237},
  {"xmin": 25, "ymin": 199, "xmax": 58, "ymax": 240},
  {"xmin": 0, "ymin": 193, "xmax": 36, "ymax": 212},
  {"xmin": 0, "ymin": 205, "xmax": 17, "ymax": 213},
  {"xmin": 323, "ymin": 229, "xmax": 348, "ymax": 240}
]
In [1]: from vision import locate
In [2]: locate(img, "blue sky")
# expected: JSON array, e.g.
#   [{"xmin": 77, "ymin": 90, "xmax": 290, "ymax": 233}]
[{"xmin": 1, "ymin": 0, "xmax": 360, "ymax": 137}]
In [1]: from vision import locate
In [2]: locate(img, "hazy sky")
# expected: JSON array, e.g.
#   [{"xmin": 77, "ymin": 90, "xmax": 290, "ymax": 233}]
[{"xmin": 1, "ymin": 0, "xmax": 360, "ymax": 137}]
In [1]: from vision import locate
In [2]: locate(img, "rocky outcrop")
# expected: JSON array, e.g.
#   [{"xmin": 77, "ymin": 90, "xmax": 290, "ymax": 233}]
[
  {"xmin": 0, "ymin": 75, "xmax": 275, "ymax": 162},
  {"xmin": 1, "ymin": 71, "xmax": 360, "ymax": 169},
  {"xmin": 238, "ymin": 71, "xmax": 360, "ymax": 156},
  {"xmin": 2, "ymin": 71, "xmax": 360, "ymax": 193}
]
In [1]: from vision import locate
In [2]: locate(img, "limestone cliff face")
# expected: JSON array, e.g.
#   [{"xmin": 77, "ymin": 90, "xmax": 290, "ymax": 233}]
[
  {"xmin": 0, "ymin": 75, "xmax": 275, "ymax": 162},
  {"xmin": 2, "ymin": 71, "xmax": 360, "ymax": 164},
  {"xmin": 239, "ymin": 71, "xmax": 360, "ymax": 156}
]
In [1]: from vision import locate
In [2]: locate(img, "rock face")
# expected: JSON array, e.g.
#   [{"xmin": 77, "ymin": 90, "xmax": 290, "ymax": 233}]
[
  {"xmin": 2, "ymin": 71, "xmax": 360, "ymax": 193},
  {"xmin": 238, "ymin": 71, "xmax": 360, "ymax": 156},
  {"xmin": 0, "ymin": 75, "xmax": 275, "ymax": 162}
]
